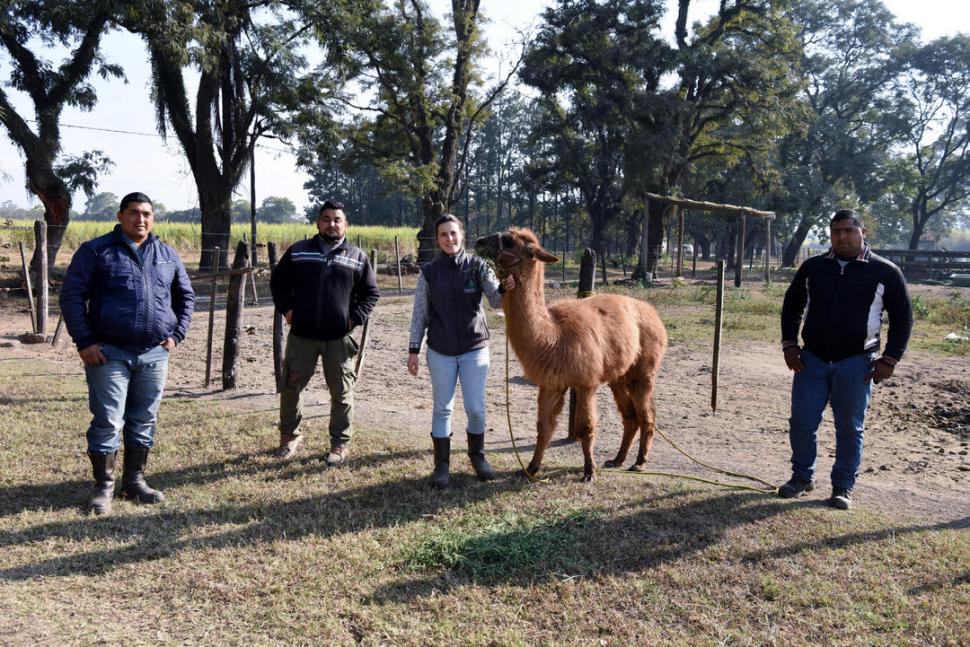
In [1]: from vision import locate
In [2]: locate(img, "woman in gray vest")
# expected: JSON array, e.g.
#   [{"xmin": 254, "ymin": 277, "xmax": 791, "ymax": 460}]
[{"xmin": 407, "ymin": 214, "xmax": 514, "ymax": 488}]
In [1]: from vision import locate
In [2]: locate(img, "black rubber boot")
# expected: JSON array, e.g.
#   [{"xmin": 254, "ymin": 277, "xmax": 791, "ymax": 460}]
[
  {"xmin": 467, "ymin": 432, "xmax": 495, "ymax": 481},
  {"xmin": 430, "ymin": 436, "xmax": 451, "ymax": 489},
  {"xmin": 120, "ymin": 444, "xmax": 165, "ymax": 504},
  {"xmin": 88, "ymin": 451, "xmax": 117, "ymax": 515}
]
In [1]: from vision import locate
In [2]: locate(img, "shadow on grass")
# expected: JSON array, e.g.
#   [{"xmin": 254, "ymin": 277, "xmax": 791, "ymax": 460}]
[
  {"xmin": 0, "ymin": 449, "xmax": 964, "ymax": 586},
  {"xmin": 0, "ymin": 448, "xmax": 527, "ymax": 581},
  {"xmin": 368, "ymin": 502, "xmax": 968, "ymax": 604},
  {"xmin": 0, "ymin": 445, "xmax": 429, "ymax": 519}
]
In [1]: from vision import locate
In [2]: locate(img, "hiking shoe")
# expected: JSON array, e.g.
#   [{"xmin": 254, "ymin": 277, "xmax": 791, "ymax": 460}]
[
  {"xmin": 777, "ymin": 477, "xmax": 815, "ymax": 498},
  {"xmin": 325, "ymin": 445, "xmax": 348, "ymax": 466},
  {"xmin": 275, "ymin": 434, "xmax": 302, "ymax": 459},
  {"xmin": 828, "ymin": 487, "xmax": 853, "ymax": 510}
]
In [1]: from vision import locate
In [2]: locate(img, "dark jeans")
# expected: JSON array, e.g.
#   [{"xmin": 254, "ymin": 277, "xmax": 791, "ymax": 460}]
[{"xmin": 788, "ymin": 348, "xmax": 874, "ymax": 490}]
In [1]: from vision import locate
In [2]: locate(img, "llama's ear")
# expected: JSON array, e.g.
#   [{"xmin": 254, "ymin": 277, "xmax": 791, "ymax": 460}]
[{"xmin": 525, "ymin": 243, "xmax": 559, "ymax": 263}]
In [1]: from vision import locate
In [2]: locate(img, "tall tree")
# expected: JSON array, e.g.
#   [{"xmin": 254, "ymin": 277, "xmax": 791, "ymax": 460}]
[
  {"xmin": 305, "ymin": 0, "xmax": 518, "ymax": 261},
  {"xmin": 0, "ymin": 0, "xmax": 119, "ymax": 274},
  {"xmin": 519, "ymin": 0, "xmax": 671, "ymax": 261},
  {"xmin": 257, "ymin": 195, "xmax": 297, "ymax": 223},
  {"xmin": 774, "ymin": 0, "xmax": 915, "ymax": 265},
  {"xmin": 81, "ymin": 191, "xmax": 120, "ymax": 220},
  {"xmin": 126, "ymin": 1, "xmax": 310, "ymax": 269},
  {"xmin": 634, "ymin": 0, "xmax": 804, "ymax": 276},
  {"xmin": 893, "ymin": 35, "xmax": 970, "ymax": 248}
]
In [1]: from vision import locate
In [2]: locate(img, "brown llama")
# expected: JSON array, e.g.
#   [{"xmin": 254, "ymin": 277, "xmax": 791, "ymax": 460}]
[{"xmin": 475, "ymin": 228, "xmax": 668, "ymax": 481}]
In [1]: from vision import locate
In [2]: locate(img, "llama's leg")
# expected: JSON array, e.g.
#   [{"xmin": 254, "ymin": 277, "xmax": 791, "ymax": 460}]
[
  {"xmin": 605, "ymin": 382, "xmax": 639, "ymax": 468},
  {"xmin": 572, "ymin": 387, "xmax": 598, "ymax": 482},
  {"xmin": 527, "ymin": 386, "xmax": 566, "ymax": 476},
  {"xmin": 631, "ymin": 379, "xmax": 658, "ymax": 472}
]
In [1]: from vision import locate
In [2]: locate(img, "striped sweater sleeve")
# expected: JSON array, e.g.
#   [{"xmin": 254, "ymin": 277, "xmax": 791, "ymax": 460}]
[{"xmin": 408, "ymin": 272, "xmax": 430, "ymax": 353}]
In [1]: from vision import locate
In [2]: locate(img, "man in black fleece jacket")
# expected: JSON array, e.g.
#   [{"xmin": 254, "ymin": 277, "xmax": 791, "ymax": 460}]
[
  {"xmin": 778, "ymin": 209, "xmax": 912, "ymax": 510},
  {"xmin": 270, "ymin": 200, "xmax": 380, "ymax": 463}
]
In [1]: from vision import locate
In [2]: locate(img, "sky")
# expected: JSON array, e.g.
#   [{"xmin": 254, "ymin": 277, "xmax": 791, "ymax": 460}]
[{"xmin": 0, "ymin": 0, "xmax": 966, "ymax": 215}]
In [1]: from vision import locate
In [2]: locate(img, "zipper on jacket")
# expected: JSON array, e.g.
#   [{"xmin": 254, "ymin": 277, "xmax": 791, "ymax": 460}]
[
  {"xmin": 316, "ymin": 245, "xmax": 330, "ymax": 333},
  {"xmin": 827, "ymin": 260, "xmax": 846, "ymax": 360}
]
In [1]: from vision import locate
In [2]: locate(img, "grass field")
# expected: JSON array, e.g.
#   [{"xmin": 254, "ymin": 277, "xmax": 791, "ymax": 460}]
[
  {"xmin": 0, "ymin": 219, "xmax": 421, "ymax": 259},
  {"xmin": 0, "ymin": 359, "xmax": 967, "ymax": 644}
]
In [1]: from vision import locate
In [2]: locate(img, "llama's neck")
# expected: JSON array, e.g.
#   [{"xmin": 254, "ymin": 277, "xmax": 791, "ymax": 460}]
[{"xmin": 503, "ymin": 261, "xmax": 559, "ymax": 360}]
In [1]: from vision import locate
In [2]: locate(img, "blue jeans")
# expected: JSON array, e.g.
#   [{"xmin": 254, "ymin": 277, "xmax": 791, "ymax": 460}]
[
  {"xmin": 426, "ymin": 347, "xmax": 490, "ymax": 439},
  {"xmin": 84, "ymin": 343, "xmax": 170, "ymax": 454},
  {"xmin": 788, "ymin": 348, "xmax": 874, "ymax": 490}
]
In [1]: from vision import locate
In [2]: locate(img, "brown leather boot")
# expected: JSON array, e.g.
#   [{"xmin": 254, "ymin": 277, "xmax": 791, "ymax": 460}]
[
  {"xmin": 87, "ymin": 451, "xmax": 117, "ymax": 515},
  {"xmin": 430, "ymin": 436, "xmax": 450, "ymax": 489},
  {"xmin": 119, "ymin": 444, "xmax": 165, "ymax": 504},
  {"xmin": 467, "ymin": 432, "xmax": 495, "ymax": 481}
]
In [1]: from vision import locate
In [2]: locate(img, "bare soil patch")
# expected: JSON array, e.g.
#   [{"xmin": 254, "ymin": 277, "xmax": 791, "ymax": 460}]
[{"xmin": 1, "ymin": 287, "xmax": 967, "ymax": 523}]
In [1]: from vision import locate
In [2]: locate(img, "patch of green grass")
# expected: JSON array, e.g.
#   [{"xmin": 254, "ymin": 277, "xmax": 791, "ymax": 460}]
[
  {"xmin": 398, "ymin": 510, "xmax": 595, "ymax": 579},
  {"xmin": 0, "ymin": 219, "xmax": 420, "ymax": 259}
]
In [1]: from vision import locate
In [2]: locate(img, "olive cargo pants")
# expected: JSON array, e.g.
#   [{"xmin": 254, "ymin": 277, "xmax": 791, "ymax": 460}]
[{"xmin": 279, "ymin": 332, "xmax": 359, "ymax": 446}]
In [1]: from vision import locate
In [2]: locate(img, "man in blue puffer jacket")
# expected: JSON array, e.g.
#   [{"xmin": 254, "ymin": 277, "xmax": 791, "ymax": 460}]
[{"xmin": 60, "ymin": 192, "xmax": 194, "ymax": 515}]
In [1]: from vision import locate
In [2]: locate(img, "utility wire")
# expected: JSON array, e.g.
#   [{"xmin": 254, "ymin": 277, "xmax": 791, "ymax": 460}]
[{"xmin": 24, "ymin": 119, "xmax": 293, "ymax": 154}]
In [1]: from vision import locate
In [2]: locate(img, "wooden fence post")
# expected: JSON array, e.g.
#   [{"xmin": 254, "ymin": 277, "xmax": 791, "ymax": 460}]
[
  {"xmin": 18, "ymin": 242, "xmax": 37, "ymax": 332},
  {"xmin": 222, "ymin": 241, "xmax": 249, "ymax": 389},
  {"xmin": 735, "ymin": 214, "xmax": 746, "ymax": 288},
  {"xmin": 675, "ymin": 205, "xmax": 685, "ymax": 278},
  {"xmin": 34, "ymin": 220, "xmax": 48, "ymax": 334},
  {"xmin": 712, "ymin": 260, "xmax": 725, "ymax": 412},
  {"xmin": 567, "ymin": 248, "xmax": 597, "ymax": 440},
  {"xmin": 204, "ymin": 247, "xmax": 220, "ymax": 388},
  {"xmin": 764, "ymin": 219, "xmax": 771, "ymax": 285},
  {"xmin": 268, "ymin": 242, "xmax": 284, "ymax": 393},
  {"xmin": 394, "ymin": 235, "xmax": 403, "ymax": 292},
  {"xmin": 354, "ymin": 249, "xmax": 377, "ymax": 376},
  {"xmin": 51, "ymin": 314, "xmax": 65, "ymax": 346}
]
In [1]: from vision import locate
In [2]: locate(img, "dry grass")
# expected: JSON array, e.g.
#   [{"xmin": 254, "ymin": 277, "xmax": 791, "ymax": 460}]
[{"xmin": 0, "ymin": 359, "xmax": 966, "ymax": 645}]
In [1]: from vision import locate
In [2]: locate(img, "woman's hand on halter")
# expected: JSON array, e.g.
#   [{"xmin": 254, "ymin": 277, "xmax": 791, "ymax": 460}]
[
  {"xmin": 407, "ymin": 352, "xmax": 419, "ymax": 376},
  {"xmin": 501, "ymin": 275, "xmax": 515, "ymax": 292}
]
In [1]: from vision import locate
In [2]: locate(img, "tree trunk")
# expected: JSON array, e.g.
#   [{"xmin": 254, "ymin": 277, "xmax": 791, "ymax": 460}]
[
  {"xmin": 199, "ymin": 183, "xmax": 234, "ymax": 271},
  {"xmin": 782, "ymin": 213, "xmax": 813, "ymax": 267},
  {"xmin": 417, "ymin": 195, "xmax": 446, "ymax": 263},
  {"xmin": 695, "ymin": 232, "xmax": 711, "ymax": 260},
  {"xmin": 26, "ymin": 163, "xmax": 72, "ymax": 284},
  {"xmin": 908, "ymin": 202, "xmax": 927, "ymax": 250},
  {"xmin": 632, "ymin": 198, "xmax": 666, "ymax": 280}
]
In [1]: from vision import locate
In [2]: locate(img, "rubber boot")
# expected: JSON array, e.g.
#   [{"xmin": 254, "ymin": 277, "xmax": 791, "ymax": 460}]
[
  {"xmin": 467, "ymin": 432, "xmax": 495, "ymax": 481},
  {"xmin": 430, "ymin": 436, "xmax": 451, "ymax": 489},
  {"xmin": 119, "ymin": 444, "xmax": 165, "ymax": 504},
  {"xmin": 88, "ymin": 451, "xmax": 117, "ymax": 515}
]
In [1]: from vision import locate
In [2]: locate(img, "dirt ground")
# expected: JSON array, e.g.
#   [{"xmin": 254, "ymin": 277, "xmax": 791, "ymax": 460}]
[{"xmin": 1, "ymin": 285, "xmax": 967, "ymax": 524}]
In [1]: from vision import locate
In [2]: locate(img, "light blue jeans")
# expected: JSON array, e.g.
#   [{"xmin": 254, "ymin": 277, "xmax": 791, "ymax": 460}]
[
  {"xmin": 426, "ymin": 346, "xmax": 490, "ymax": 439},
  {"xmin": 84, "ymin": 343, "xmax": 170, "ymax": 454},
  {"xmin": 788, "ymin": 348, "xmax": 875, "ymax": 490}
]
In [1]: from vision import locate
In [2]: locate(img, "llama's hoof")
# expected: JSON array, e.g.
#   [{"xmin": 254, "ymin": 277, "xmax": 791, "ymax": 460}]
[
  {"xmin": 628, "ymin": 463, "xmax": 647, "ymax": 472},
  {"xmin": 580, "ymin": 472, "xmax": 596, "ymax": 482},
  {"xmin": 603, "ymin": 458, "xmax": 623, "ymax": 468}
]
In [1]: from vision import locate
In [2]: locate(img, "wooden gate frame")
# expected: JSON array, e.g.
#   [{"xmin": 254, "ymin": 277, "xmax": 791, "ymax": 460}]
[{"xmin": 644, "ymin": 193, "xmax": 775, "ymax": 287}]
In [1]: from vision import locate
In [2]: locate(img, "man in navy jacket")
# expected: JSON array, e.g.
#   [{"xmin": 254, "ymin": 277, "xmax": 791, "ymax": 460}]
[
  {"xmin": 778, "ymin": 209, "xmax": 912, "ymax": 510},
  {"xmin": 270, "ymin": 200, "xmax": 380, "ymax": 464},
  {"xmin": 60, "ymin": 192, "xmax": 194, "ymax": 515}
]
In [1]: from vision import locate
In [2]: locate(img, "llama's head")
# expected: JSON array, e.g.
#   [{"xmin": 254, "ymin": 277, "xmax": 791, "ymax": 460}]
[{"xmin": 474, "ymin": 228, "xmax": 560, "ymax": 273}]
